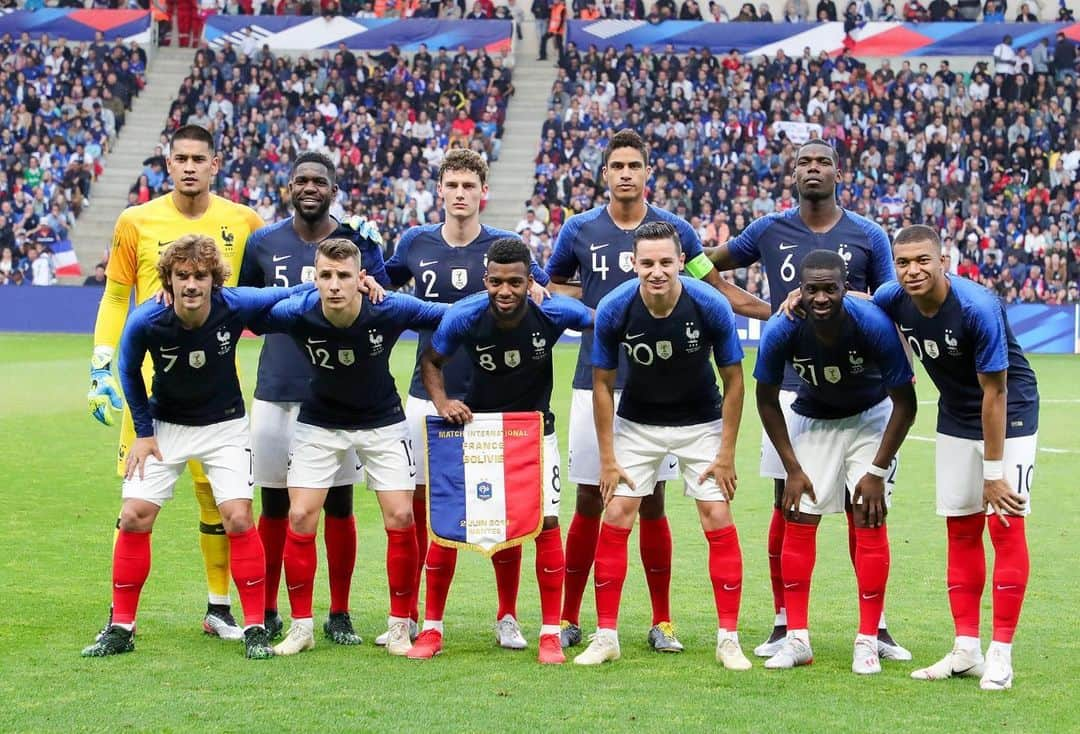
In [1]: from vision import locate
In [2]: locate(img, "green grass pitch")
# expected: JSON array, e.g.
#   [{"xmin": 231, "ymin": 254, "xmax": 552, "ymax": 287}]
[{"xmin": 0, "ymin": 333, "xmax": 1077, "ymax": 733}]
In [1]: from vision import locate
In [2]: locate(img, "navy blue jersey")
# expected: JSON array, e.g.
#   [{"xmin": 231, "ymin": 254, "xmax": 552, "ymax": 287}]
[
  {"xmin": 254, "ymin": 290, "xmax": 448, "ymax": 430},
  {"xmin": 754, "ymin": 296, "xmax": 914, "ymax": 419},
  {"xmin": 546, "ymin": 204, "xmax": 709, "ymax": 390},
  {"xmin": 727, "ymin": 207, "xmax": 895, "ymax": 391},
  {"xmin": 874, "ymin": 277, "xmax": 1039, "ymax": 440},
  {"xmin": 431, "ymin": 293, "xmax": 593, "ymax": 434},
  {"xmin": 385, "ymin": 223, "xmax": 550, "ymax": 401},
  {"xmin": 238, "ymin": 216, "xmax": 390, "ymax": 403},
  {"xmin": 593, "ymin": 277, "xmax": 743, "ymax": 426},
  {"xmin": 119, "ymin": 286, "xmax": 296, "ymax": 437}
]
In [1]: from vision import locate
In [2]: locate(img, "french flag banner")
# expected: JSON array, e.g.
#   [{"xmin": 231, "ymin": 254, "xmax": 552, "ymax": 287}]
[{"xmin": 425, "ymin": 412, "xmax": 544, "ymax": 557}]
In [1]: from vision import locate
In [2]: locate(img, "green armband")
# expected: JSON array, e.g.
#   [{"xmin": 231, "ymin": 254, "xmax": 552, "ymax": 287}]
[{"xmin": 685, "ymin": 252, "xmax": 714, "ymax": 280}]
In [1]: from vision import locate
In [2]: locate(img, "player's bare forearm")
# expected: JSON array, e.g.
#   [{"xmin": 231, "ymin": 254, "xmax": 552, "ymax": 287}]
[
  {"xmin": 756, "ymin": 381, "xmax": 800, "ymax": 474},
  {"xmin": 873, "ymin": 383, "xmax": 917, "ymax": 469},
  {"xmin": 547, "ymin": 275, "xmax": 582, "ymax": 300},
  {"xmin": 704, "ymin": 269, "xmax": 771, "ymax": 321},
  {"xmin": 420, "ymin": 347, "xmax": 451, "ymax": 409},
  {"xmin": 592, "ymin": 367, "xmax": 618, "ymax": 466},
  {"xmin": 977, "ymin": 370, "xmax": 1008, "ymax": 461},
  {"xmin": 704, "ymin": 244, "xmax": 738, "ymax": 271},
  {"xmin": 717, "ymin": 363, "xmax": 744, "ymax": 463}
]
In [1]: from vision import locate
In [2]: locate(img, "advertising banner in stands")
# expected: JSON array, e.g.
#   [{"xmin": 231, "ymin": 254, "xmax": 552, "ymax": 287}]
[
  {"xmin": 203, "ymin": 16, "xmax": 513, "ymax": 53},
  {"xmin": 0, "ymin": 9, "xmax": 151, "ymax": 43},
  {"xmin": 2, "ymin": 287, "xmax": 1077, "ymax": 355},
  {"xmin": 567, "ymin": 20, "xmax": 1080, "ymax": 57}
]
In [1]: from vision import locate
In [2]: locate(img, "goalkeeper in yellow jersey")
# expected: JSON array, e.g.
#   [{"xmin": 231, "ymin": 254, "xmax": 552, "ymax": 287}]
[{"xmin": 89, "ymin": 125, "xmax": 264, "ymax": 639}]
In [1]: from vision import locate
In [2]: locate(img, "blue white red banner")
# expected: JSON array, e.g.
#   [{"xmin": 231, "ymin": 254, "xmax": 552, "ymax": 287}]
[
  {"xmin": 0, "ymin": 9, "xmax": 151, "ymax": 43},
  {"xmin": 425, "ymin": 412, "xmax": 544, "ymax": 556}
]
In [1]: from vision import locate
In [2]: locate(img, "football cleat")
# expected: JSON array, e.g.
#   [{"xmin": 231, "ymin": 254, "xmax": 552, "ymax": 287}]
[
  {"xmin": 385, "ymin": 621, "xmax": 413, "ymax": 656},
  {"xmin": 754, "ymin": 626, "xmax": 788, "ymax": 658},
  {"xmin": 647, "ymin": 622, "xmax": 684, "ymax": 653},
  {"xmin": 406, "ymin": 629, "xmax": 444, "ymax": 659},
  {"xmin": 716, "ymin": 635, "xmax": 752, "ymax": 671},
  {"xmin": 203, "ymin": 604, "xmax": 244, "ymax": 641},
  {"xmin": 375, "ymin": 618, "xmax": 418, "ymax": 646},
  {"xmin": 244, "ymin": 626, "xmax": 275, "ymax": 660},
  {"xmin": 764, "ymin": 636, "xmax": 814, "ymax": 669},
  {"xmin": 81, "ymin": 625, "xmax": 134, "ymax": 657},
  {"xmin": 979, "ymin": 647, "xmax": 1013, "ymax": 691},
  {"xmin": 573, "ymin": 631, "xmax": 621, "ymax": 665},
  {"xmin": 877, "ymin": 629, "xmax": 913, "ymax": 661},
  {"xmin": 852, "ymin": 637, "xmax": 881, "ymax": 675},
  {"xmin": 495, "ymin": 615, "xmax": 527, "ymax": 650},
  {"xmin": 911, "ymin": 644, "xmax": 985, "ymax": 681},
  {"xmin": 559, "ymin": 620, "xmax": 582, "ymax": 649},
  {"xmin": 323, "ymin": 612, "xmax": 362, "ymax": 646},
  {"xmin": 273, "ymin": 619, "xmax": 315, "ymax": 656},
  {"xmin": 538, "ymin": 633, "xmax": 566, "ymax": 664},
  {"xmin": 94, "ymin": 605, "xmax": 133, "ymax": 643},
  {"xmin": 265, "ymin": 610, "xmax": 284, "ymax": 641}
]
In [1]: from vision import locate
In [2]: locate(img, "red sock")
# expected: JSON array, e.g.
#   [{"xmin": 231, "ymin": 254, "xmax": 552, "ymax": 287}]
[
  {"xmin": 845, "ymin": 510, "xmax": 857, "ymax": 567},
  {"xmin": 492, "ymin": 544, "xmax": 522, "ymax": 619},
  {"xmin": 561, "ymin": 511, "xmax": 601, "ymax": 624},
  {"xmin": 988, "ymin": 515, "xmax": 1028, "ymax": 644},
  {"xmin": 257, "ymin": 515, "xmax": 288, "ymax": 612},
  {"xmin": 639, "ymin": 516, "xmax": 673, "ymax": 625},
  {"xmin": 767, "ymin": 507, "xmax": 786, "ymax": 615},
  {"xmin": 854, "ymin": 525, "xmax": 890, "ymax": 636},
  {"xmin": 283, "ymin": 527, "xmax": 317, "ymax": 619},
  {"xmin": 780, "ymin": 522, "xmax": 817, "ymax": 630},
  {"xmin": 946, "ymin": 513, "xmax": 986, "ymax": 638},
  {"xmin": 111, "ymin": 530, "xmax": 151, "ymax": 625},
  {"xmin": 705, "ymin": 525, "xmax": 742, "ymax": 630},
  {"xmin": 385, "ymin": 525, "xmax": 418, "ymax": 619},
  {"xmin": 228, "ymin": 527, "xmax": 267, "ymax": 627},
  {"xmin": 423, "ymin": 543, "xmax": 458, "ymax": 622},
  {"xmin": 594, "ymin": 523, "xmax": 631, "ymax": 629},
  {"xmin": 534, "ymin": 527, "xmax": 565, "ymax": 627},
  {"xmin": 411, "ymin": 493, "xmax": 428, "ymax": 622},
  {"xmin": 324, "ymin": 515, "xmax": 357, "ymax": 615}
]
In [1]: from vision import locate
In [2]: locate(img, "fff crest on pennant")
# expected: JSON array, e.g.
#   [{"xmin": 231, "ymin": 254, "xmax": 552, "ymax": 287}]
[{"xmin": 476, "ymin": 481, "xmax": 493, "ymax": 501}]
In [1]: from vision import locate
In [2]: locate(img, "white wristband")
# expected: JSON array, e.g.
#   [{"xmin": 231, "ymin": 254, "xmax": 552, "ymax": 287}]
[
  {"xmin": 983, "ymin": 460, "xmax": 1004, "ymax": 481},
  {"xmin": 865, "ymin": 464, "xmax": 889, "ymax": 478}
]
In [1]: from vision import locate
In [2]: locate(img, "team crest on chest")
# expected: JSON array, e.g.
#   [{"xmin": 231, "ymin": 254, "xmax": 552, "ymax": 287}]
[
  {"xmin": 656, "ymin": 340, "xmax": 673, "ymax": 360},
  {"xmin": 618, "ymin": 251, "xmax": 633, "ymax": 273},
  {"xmin": 944, "ymin": 329, "xmax": 961, "ymax": 356},
  {"xmin": 504, "ymin": 349, "xmax": 521, "ymax": 368},
  {"xmin": 216, "ymin": 328, "xmax": 232, "ymax": 355},
  {"xmin": 338, "ymin": 349, "xmax": 355, "ymax": 366},
  {"xmin": 684, "ymin": 321, "xmax": 700, "ymax": 352},
  {"xmin": 451, "ymin": 268, "xmax": 468, "ymax": 290},
  {"xmin": 824, "ymin": 365, "xmax": 842, "ymax": 383},
  {"xmin": 849, "ymin": 350, "xmax": 864, "ymax": 374},
  {"xmin": 368, "ymin": 329, "xmax": 384, "ymax": 356},
  {"xmin": 836, "ymin": 243, "xmax": 853, "ymax": 262},
  {"xmin": 532, "ymin": 331, "xmax": 547, "ymax": 359},
  {"xmin": 220, "ymin": 226, "xmax": 235, "ymax": 252},
  {"xmin": 924, "ymin": 339, "xmax": 940, "ymax": 359},
  {"xmin": 189, "ymin": 350, "xmax": 206, "ymax": 369}
]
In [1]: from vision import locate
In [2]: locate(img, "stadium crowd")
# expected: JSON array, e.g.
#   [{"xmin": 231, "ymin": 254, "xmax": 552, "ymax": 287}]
[
  {"xmin": 519, "ymin": 35, "xmax": 1080, "ymax": 305},
  {"xmin": 0, "ymin": 30, "xmax": 146, "ymax": 286}
]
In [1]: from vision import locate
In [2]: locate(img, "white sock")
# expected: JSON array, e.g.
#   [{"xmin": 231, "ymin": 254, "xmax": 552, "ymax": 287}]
[
  {"xmin": 207, "ymin": 594, "xmax": 231, "ymax": 606},
  {"xmin": 789, "ymin": 628, "xmax": 810, "ymax": 644},
  {"xmin": 114, "ymin": 622, "xmax": 134, "ymax": 631},
  {"xmin": 422, "ymin": 620, "xmax": 444, "ymax": 633},
  {"xmin": 293, "ymin": 617, "xmax": 313, "ymax": 629},
  {"xmin": 878, "ymin": 611, "xmax": 887, "ymax": 629},
  {"xmin": 955, "ymin": 635, "xmax": 981, "ymax": 653},
  {"xmin": 987, "ymin": 640, "xmax": 1012, "ymax": 657},
  {"xmin": 540, "ymin": 624, "xmax": 560, "ymax": 636},
  {"xmin": 855, "ymin": 633, "xmax": 877, "ymax": 645},
  {"xmin": 775, "ymin": 608, "xmax": 788, "ymax": 627},
  {"xmin": 597, "ymin": 627, "xmax": 618, "ymax": 641},
  {"xmin": 717, "ymin": 628, "xmax": 738, "ymax": 643},
  {"xmin": 388, "ymin": 615, "xmax": 410, "ymax": 627}
]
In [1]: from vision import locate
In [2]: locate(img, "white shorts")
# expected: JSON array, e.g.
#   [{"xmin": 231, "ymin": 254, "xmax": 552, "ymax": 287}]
[
  {"xmin": 568, "ymin": 388, "xmax": 678, "ymax": 485},
  {"xmin": 251, "ymin": 399, "xmax": 363, "ymax": 488},
  {"xmin": 935, "ymin": 432, "xmax": 1037, "ymax": 517},
  {"xmin": 787, "ymin": 399, "xmax": 897, "ymax": 515},
  {"xmin": 405, "ymin": 395, "xmax": 439, "ymax": 485},
  {"xmin": 288, "ymin": 420, "xmax": 415, "ymax": 491},
  {"xmin": 541, "ymin": 431, "xmax": 562, "ymax": 517},
  {"xmin": 612, "ymin": 417, "xmax": 730, "ymax": 502},
  {"xmin": 122, "ymin": 417, "xmax": 254, "ymax": 507},
  {"xmin": 759, "ymin": 389, "xmax": 798, "ymax": 479}
]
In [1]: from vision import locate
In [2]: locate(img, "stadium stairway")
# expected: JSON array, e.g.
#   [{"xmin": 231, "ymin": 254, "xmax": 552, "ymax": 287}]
[
  {"xmin": 483, "ymin": 24, "xmax": 555, "ymax": 231},
  {"xmin": 65, "ymin": 47, "xmax": 196, "ymax": 283}
]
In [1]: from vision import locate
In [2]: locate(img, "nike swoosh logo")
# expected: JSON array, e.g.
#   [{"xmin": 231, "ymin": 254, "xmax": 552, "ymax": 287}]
[
  {"xmin": 995, "ymin": 585, "xmax": 1018, "ymax": 591},
  {"xmin": 114, "ymin": 583, "xmax": 135, "ymax": 589},
  {"xmin": 543, "ymin": 567, "xmax": 564, "ymax": 573},
  {"xmin": 625, "ymin": 332, "xmax": 645, "ymax": 340},
  {"xmin": 783, "ymin": 582, "xmax": 798, "ymax": 589},
  {"xmin": 307, "ymin": 339, "xmax": 327, "ymax": 344},
  {"xmin": 779, "ymin": 243, "xmax": 797, "ymax": 250},
  {"xmin": 596, "ymin": 580, "xmax": 612, "ymax": 588},
  {"xmin": 419, "ymin": 259, "xmax": 438, "ymax": 267},
  {"xmin": 393, "ymin": 591, "xmax": 409, "ymax": 596},
  {"xmin": 246, "ymin": 579, "xmax": 262, "ymax": 586},
  {"xmin": 410, "ymin": 471, "xmax": 417, "ymax": 478},
  {"xmin": 668, "ymin": 461, "xmax": 677, "ymax": 469},
  {"xmin": 160, "ymin": 346, "xmax": 179, "ymax": 352},
  {"xmin": 723, "ymin": 584, "xmax": 740, "ymax": 591},
  {"xmin": 476, "ymin": 344, "xmax": 496, "ymax": 351},
  {"xmin": 861, "ymin": 593, "xmax": 879, "ymax": 600},
  {"xmin": 589, "ymin": 243, "xmax": 609, "ymax": 251},
  {"xmin": 947, "ymin": 585, "xmax": 962, "ymax": 592},
  {"xmin": 287, "ymin": 583, "xmax": 305, "ymax": 591},
  {"xmin": 272, "ymin": 255, "xmax": 291, "ymax": 262},
  {"xmin": 900, "ymin": 326, "xmax": 913, "ymax": 333}
]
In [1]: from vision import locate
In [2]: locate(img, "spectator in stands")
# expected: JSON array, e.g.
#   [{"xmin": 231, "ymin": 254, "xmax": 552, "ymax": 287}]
[
  {"xmin": 783, "ymin": 0, "xmax": 810, "ymax": 20},
  {"xmin": 1014, "ymin": 2, "xmax": 1037, "ymax": 21},
  {"xmin": 1054, "ymin": 32, "xmax": 1077, "ymax": 81},
  {"xmin": 735, "ymin": 2, "xmax": 758, "ymax": 20},
  {"xmin": 816, "ymin": 0, "xmax": 838, "ymax": 20},
  {"xmin": 83, "ymin": 262, "xmax": 106, "ymax": 287}
]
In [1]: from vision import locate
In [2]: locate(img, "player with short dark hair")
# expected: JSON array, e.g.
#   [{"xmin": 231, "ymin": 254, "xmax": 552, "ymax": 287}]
[
  {"xmin": 706, "ymin": 138, "xmax": 909, "ymax": 661},
  {"xmin": 546, "ymin": 129, "xmax": 769, "ymax": 653},
  {"xmin": 88, "ymin": 124, "xmax": 265, "ymax": 641},
  {"xmin": 574, "ymin": 222, "xmax": 750, "ymax": 669},
  {"xmin": 238, "ymin": 151, "xmax": 389, "ymax": 645},
  {"xmin": 383, "ymin": 148, "xmax": 550, "ymax": 650},
  {"xmin": 755, "ymin": 250, "xmax": 917, "ymax": 674},
  {"xmin": 252, "ymin": 239, "xmax": 447, "ymax": 657},
  {"xmin": 877, "ymin": 225, "xmax": 1039, "ymax": 691},
  {"xmin": 81, "ymin": 234, "xmax": 304, "ymax": 660}
]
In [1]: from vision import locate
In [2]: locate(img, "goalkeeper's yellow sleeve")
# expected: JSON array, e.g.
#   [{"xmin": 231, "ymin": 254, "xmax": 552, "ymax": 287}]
[{"xmin": 93, "ymin": 279, "xmax": 132, "ymax": 355}]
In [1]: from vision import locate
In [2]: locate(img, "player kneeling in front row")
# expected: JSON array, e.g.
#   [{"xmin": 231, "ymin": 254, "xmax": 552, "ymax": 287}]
[
  {"xmin": 82, "ymin": 235, "xmax": 305, "ymax": 660},
  {"xmin": 575, "ymin": 222, "xmax": 750, "ymax": 669},
  {"xmin": 755, "ymin": 250, "xmax": 916, "ymax": 674},
  {"xmin": 412, "ymin": 238, "xmax": 593, "ymax": 664},
  {"xmin": 252, "ymin": 239, "xmax": 447, "ymax": 656}
]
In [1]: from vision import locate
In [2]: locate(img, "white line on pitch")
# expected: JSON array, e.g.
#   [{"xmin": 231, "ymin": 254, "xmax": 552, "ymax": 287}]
[
  {"xmin": 907, "ymin": 435, "xmax": 1076, "ymax": 454},
  {"xmin": 917, "ymin": 399, "xmax": 1080, "ymax": 405}
]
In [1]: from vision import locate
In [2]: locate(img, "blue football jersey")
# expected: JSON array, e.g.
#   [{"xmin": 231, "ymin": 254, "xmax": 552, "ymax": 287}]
[
  {"xmin": 254, "ymin": 290, "xmax": 448, "ymax": 430},
  {"xmin": 384, "ymin": 223, "xmax": 550, "ymax": 401},
  {"xmin": 546, "ymin": 204, "xmax": 708, "ymax": 390},
  {"xmin": 119, "ymin": 286, "xmax": 296, "ymax": 437},
  {"xmin": 593, "ymin": 277, "xmax": 743, "ymax": 426},
  {"xmin": 874, "ymin": 277, "xmax": 1039, "ymax": 440},
  {"xmin": 238, "ymin": 216, "xmax": 390, "ymax": 402},
  {"xmin": 754, "ymin": 296, "xmax": 914, "ymax": 419},
  {"xmin": 431, "ymin": 293, "xmax": 593, "ymax": 434}
]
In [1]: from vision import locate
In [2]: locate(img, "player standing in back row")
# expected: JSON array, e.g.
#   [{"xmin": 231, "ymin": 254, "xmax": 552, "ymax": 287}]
[
  {"xmin": 705, "ymin": 138, "xmax": 909, "ymax": 661},
  {"xmin": 545, "ymin": 129, "xmax": 769, "ymax": 652}
]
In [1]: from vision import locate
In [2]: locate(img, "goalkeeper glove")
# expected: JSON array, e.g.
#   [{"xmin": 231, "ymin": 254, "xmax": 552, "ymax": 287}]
[
  {"xmin": 88, "ymin": 346, "xmax": 124, "ymax": 426},
  {"xmin": 346, "ymin": 215, "xmax": 384, "ymax": 247}
]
